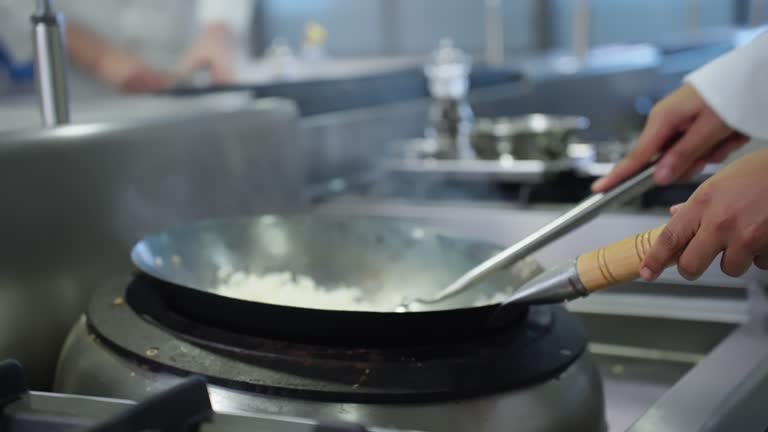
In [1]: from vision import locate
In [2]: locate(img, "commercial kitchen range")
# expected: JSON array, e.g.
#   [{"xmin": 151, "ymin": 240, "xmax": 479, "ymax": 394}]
[{"xmin": 1, "ymin": 55, "xmax": 768, "ymax": 432}]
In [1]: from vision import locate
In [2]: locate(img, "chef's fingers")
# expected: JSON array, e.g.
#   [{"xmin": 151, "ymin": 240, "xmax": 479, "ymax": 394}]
[
  {"xmin": 721, "ymin": 246, "xmax": 754, "ymax": 277},
  {"xmin": 640, "ymin": 207, "xmax": 700, "ymax": 281},
  {"xmin": 704, "ymin": 134, "xmax": 749, "ymax": 164},
  {"xmin": 676, "ymin": 225, "xmax": 724, "ymax": 280},
  {"xmin": 123, "ymin": 69, "xmax": 172, "ymax": 93},
  {"xmin": 679, "ymin": 159, "xmax": 708, "ymax": 182},
  {"xmin": 669, "ymin": 203, "xmax": 686, "ymax": 216},
  {"xmin": 674, "ymin": 134, "xmax": 748, "ymax": 181},
  {"xmin": 208, "ymin": 61, "xmax": 235, "ymax": 84},
  {"xmin": 175, "ymin": 52, "xmax": 200, "ymax": 77},
  {"xmin": 654, "ymin": 110, "xmax": 732, "ymax": 185},
  {"xmin": 592, "ymin": 113, "xmax": 679, "ymax": 193},
  {"xmin": 755, "ymin": 254, "xmax": 768, "ymax": 270}
]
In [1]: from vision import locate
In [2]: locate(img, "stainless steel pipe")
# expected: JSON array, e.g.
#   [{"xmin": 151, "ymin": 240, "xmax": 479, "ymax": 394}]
[{"xmin": 32, "ymin": 0, "xmax": 70, "ymax": 126}]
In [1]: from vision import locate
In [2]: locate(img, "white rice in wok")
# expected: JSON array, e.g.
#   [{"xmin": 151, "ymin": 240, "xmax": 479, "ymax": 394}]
[{"xmin": 215, "ymin": 270, "xmax": 399, "ymax": 311}]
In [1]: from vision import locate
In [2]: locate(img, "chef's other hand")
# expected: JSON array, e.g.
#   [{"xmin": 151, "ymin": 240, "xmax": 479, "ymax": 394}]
[
  {"xmin": 592, "ymin": 84, "xmax": 748, "ymax": 192},
  {"xmin": 98, "ymin": 49, "xmax": 172, "ymax": 93},
  {"xmin": 176, "ymin": 23, "xmax": 235, "ymax": 85},
  {"xmin": 639, "ymin": 148, "xmax": 768, "ymax": 281}
]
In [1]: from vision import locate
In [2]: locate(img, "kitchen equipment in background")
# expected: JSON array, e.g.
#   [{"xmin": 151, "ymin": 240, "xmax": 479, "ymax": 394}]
[
  {"xmin": 501, "ymin": 225, "xmax": 665, "ymax": 306},
  {"xmin": 472, "ymin": 114, "xmax": 590, "ymax": 161},
  {"xmin": 404, "ymin": 163, "xmax": 656, "ymax": 308},
  {"xmin": 423, "ymin": 39, "xmax": 475, "ymax": 159},
  {"xmin": 128, "ymin": 215, "xmax": 547, "ymax": 344},
  {"xmin": 301, "ymin": 21, "xmax": 329, "ymax": 61}
]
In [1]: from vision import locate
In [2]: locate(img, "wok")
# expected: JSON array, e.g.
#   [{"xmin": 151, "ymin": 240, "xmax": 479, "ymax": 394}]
[{"xmin": 129, "ymin": 215, "xmax": 544, "ymax": 344}]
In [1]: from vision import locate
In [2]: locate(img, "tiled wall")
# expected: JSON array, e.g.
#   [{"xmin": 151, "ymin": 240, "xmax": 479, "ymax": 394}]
[
  {"xmin": 553, "ymin": 0, "xmax": 736, "ymax": 47},
  {"xmin": 258, "ymin": 0, "xmax": 765, "ymax": 57},
  {"xmin": 260, "ymin": 0, "xmax": 531, "ymax": 56}
]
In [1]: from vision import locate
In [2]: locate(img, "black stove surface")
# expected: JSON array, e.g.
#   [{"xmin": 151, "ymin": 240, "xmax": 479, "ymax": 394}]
[
  {"xmin": 84, "ymin": 277, "xmax": 586, "ymax": 403},
  {"xmin": 0, "ymin": 360, "xmax": 405, "ymax": 432}
]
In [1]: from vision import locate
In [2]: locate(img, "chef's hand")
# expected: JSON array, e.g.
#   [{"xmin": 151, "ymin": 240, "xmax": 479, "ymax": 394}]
[
  {"xmin": 66, "ymin": 22, "xmax": 172, "ymax": 93},
  {"xmin": 97, "ymin": 50, "xmax": 173, "ymax": 93},
  {"xmin": 176, "ymin": 23, "xmax": 236, "ymax": 85},
  {"xmin": 639, "ymin": 148, "xmax": 768, "ymax": 281},
  {"xmin": 592, "ymin": 84, "xmax": 749, "ymax": 192}
]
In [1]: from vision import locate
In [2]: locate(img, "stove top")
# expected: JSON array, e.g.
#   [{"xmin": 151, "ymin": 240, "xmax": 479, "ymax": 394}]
[
  {"xmin": 0, "ymin": 359, "xmax": 413, "ymax": 432},
  {"xmin": 88, "ymin": 276, "xmax": 585, "ymax": 403}
]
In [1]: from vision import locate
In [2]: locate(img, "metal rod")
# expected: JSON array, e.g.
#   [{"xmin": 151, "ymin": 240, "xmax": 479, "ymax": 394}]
[
  {"xmin": 32, "ymin": 0, "xmax": 70, "ymax": 127},
  {"xmin": 427, "ymin": 163, "xmax": 657, "ymax": 303}
]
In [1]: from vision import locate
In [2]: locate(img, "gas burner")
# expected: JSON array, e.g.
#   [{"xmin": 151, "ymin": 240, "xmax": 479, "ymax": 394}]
[{"xmin": 52, "ymin": 276, "xmax": 606, "ymax": 432}]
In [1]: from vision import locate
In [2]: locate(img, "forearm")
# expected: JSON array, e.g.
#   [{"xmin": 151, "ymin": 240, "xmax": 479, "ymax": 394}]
[
  {"xmin": 64, "ymin": 22, "xmax": 114, "ymax": 77},
  {"xmin": 199, "ymin": 22, "xmax": 234, "ymax": 46}
]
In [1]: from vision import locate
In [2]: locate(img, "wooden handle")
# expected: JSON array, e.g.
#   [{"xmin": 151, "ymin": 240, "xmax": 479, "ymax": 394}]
[{"xmin": 576, "ymin": 225, "xmax": 666, "ymax": 292}]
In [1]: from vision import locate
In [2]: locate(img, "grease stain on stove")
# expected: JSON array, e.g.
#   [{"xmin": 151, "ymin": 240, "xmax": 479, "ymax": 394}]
[{"xmin": 352, "ymin": 368, "xmax": 371, "ymax": 389}]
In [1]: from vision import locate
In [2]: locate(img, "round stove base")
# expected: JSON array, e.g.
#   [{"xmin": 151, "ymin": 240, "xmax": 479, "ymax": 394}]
[
  {"xmin": 55, "ymin": 277, "xmax": 607, "ymax": 432},
  {"xmin": 56, "ymin": 317, "xmax": 605, "ymax": 432}
]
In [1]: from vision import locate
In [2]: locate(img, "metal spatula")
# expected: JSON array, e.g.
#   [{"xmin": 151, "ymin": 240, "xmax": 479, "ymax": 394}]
[{"xmin": 396, "ymin": 163, "xmax": 657, "ymax": 312}]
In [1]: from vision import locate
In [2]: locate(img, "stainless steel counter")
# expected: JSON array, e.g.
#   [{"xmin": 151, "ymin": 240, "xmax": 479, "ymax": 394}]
[{"xmin": 0, "ymin": 98, "xmax": 305, "ymax": 389}]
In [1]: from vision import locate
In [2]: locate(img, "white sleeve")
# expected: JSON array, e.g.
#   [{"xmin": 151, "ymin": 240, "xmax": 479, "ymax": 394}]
[
  {"xmin": 197, "ymin": 0, "xmax": 254, "ymax": 35},
  {"xmin": 685, "ymin": 32, "xmax": 768, "ymax": 141}
]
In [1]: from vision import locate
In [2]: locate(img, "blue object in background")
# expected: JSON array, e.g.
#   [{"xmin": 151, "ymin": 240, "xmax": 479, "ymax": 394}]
[{"xmin": 0, "ymin": 41, "xmax": 34, "ymax": 83}]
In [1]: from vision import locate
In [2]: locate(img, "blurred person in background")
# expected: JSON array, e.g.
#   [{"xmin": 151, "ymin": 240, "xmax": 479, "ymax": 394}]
[
  {"xmin": 593, "ymin": 32, "xmax": 768, "ymax": 282},
  {"xmin": 0, "ymin": 0, "xmax": 254, "ymax": 96}
]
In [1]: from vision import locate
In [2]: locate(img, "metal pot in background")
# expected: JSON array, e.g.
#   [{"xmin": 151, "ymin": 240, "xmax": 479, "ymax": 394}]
[{"xmin": 472, "ymin": 114, "xmax": 590, "ymax": 161}]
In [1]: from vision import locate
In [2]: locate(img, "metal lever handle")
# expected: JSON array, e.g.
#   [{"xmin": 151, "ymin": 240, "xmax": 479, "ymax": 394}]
[{"xmin": 430, "ymin": 163, "xmax": 657, "ymax": 303}]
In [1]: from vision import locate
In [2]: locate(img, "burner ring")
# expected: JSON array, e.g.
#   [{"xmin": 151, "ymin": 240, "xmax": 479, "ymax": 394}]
[{"xmin": 86, "ymin": 279, "xmax": 587, "ymax": 403}]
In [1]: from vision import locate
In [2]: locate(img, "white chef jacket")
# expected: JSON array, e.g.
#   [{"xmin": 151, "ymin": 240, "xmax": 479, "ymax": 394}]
[{"xmin": 685, "ymin": 31, "xmax": 768, "ymax": 141}]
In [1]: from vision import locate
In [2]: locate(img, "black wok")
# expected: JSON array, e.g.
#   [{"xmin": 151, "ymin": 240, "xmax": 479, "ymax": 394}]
[{"xmin": 129, "ymin": 215, "xmax": 543, "ymax": 344}]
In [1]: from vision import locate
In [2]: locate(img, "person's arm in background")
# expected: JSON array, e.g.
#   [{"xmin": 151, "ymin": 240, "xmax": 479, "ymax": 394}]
[
  {"xmin": 593, "ymin": 32, "xmax": 768, "ymax": 281},
  {"xmin": 66, "ymin": 22, "xmax": 172, "ymax": 93},
  {"xmin": 175, "ymin": 0, "xmax": 254, "ymax": 84}
]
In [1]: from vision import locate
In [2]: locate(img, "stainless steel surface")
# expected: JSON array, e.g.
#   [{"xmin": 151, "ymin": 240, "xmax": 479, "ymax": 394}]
[
  {"xmin": 627, "ymin": 282, "xmax": 768, "ymax": 432},
  {"xmin": 300, "ymin": 99, "xmax": 427, "ymax": 187},
  {"xmin": 498, "ymin": 261, "xmax": 587, "ymax": 306},
  {"xmin": 471, "ymin": 114, "xmax": 590, "ymax": 160},
  {"xmin": 415, "ymin": 163, "xmax": 656, "ymax": 306},
  {"xmin": 6, "ymin": 391, "xmax": 417, "ymax": 432},
  {"xmin": 424, "ymin": 41, "xmax": 474, "ymax": 160},
  {"xmin": 381, "ymin": 157, "xmax": 570, "ymax": 183},
  {"xmin": 32, "ymin": 0, "xmax": 70, "ymax": 126},
  {"xmin": 131, "ymin": 214, "xmax": 543, "ymax": 313},
  {"xmin": 0, "ymin": 98, "xmax": 303, "ymax": 390},
  {"xmin": 55, "ymin": 316, "xmax": 606, "ymax": 432},
  {"xmin": 425, "ymin": 99, "xmax": 475, "ymax": 159}
]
